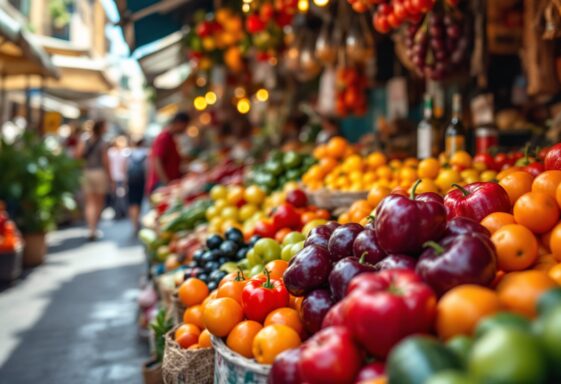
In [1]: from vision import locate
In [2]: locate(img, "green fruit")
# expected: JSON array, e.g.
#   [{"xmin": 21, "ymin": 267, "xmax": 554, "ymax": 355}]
[
  {"xmin": 283, "ymin": 151, "xmax": 302, "ymax": 169},
  {"xmin": 265, "ymin": 161, "xmax": 284, "ymax": 176},
  {"xmin": 270, "ymin": 151, "xmax": 284, "ymax": 162},
  {"xmin": 474, "ymin": 312, "xmax": 531, "ymax": 339},
  {"xmin": 282, "ymin": 232, "xmax": 306, "ymax": 246},
  {"xmin": 387, "ymin": 336, "xmax": 461, "ymax": 384},
  {"xmin": 285, "ymin": 169, "xmax": 301, "ymax": 181},
  {"xmin": 253, "ymin": 238, "xmax": 281, "ymax": 263},
  {"xmin": 246, "ymin": 249, "xmax": 262, "ymax": 267},
  {"xmin": 535, "ymin": 306, "xmax": 561, "ymax": 379},
  {"xmin": 536, "ymin": 287, "xmax": 561, "ymax": 316},
  {"xmin": 281, "ymin": 241, "xmax": 304, "ymax": 262},
  {"xmin": 220, "ymin": 262, "xmax": 238, "ymax": 273},
  {"xmin": 425, "ymin": 371, "xmax": 478, "ymax": 384},
  {"xmin": 468, "ymin": 328, "xmax": 547, "ymax": 384},
  {"xmin": 236, "ymin": 259, "xmax": 249, "ymax": 270},
  {"xmin": 249, "ymin": 264, "xmax": 264, "ymax": 277},
  {"xmin": 446, "ymin": 336, "xmax": 473, "ymax": 368}
]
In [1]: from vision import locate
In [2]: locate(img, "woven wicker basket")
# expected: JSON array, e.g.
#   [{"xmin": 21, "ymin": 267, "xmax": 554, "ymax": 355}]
[
  {"xmin": 305, "ymin": 189, "xmax": 368, "ymax": 211},
  {"xmin": 212, "ymin": 336, "xmax": 270, "ymax": 384},
  {"xmin": 162, "ymin": 327, "xmax": 214, "ymax": 384}
]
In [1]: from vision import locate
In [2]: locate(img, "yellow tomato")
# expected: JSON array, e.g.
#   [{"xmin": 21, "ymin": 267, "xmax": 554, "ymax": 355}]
[
  {"xmin": 403, "ymin": 157, "xmax": 419, "ymax": 168},
  {"xmin": 481, "ymin": 170, "xmax": 498, "ymax": 182},
  {"xmin": 473, "ymin": 161, "xmax": 488, "ymax": 172},
  {"xmin": 283, "ymin": 181, "xmax": 299, "ymax": 192},
  {"xmin": 214, "ymin": 199, "xmax": 228, "ymax": 211},
  {"xmin": 227, "ymin": 186, "xmax": 245, "ymax": 205},
  {"xmin": 418, "ymin": 157, "xmax": 440, "ymax": 179},
  {"xmin": 460, "ymin": 169, "xmax": 479, "ymax": 180},
  {"xmin": 206, "ymin": 206, "xmax": 220, "ymax": 221},
  {"xmin": 221, "ymin": 206, "xmax": 239, "ymax": 221},
  {"xmin": 450, "ymin": 151, "xmax": 472, "ymax": 169},
  {"xmin": 238, "ymin": 204, "xmax": 258, "ymax": 221},
  {"xmin": 244, "ymin": 185, "xmax": 266, "ymax": 205},
  {"xmin": 436, "ymin": 169, "xmax": 461, "ymax": 192},
  {"xmin": 210, "ymin": 185, "xmax": 228, "ymax": 201},
  {"xmin": 410, "ymin": 178, "xmax": 439, "ymax": 194},
  {"xmin": 377, "ymin": 165, "xmax": 393, "ymax": 179}
]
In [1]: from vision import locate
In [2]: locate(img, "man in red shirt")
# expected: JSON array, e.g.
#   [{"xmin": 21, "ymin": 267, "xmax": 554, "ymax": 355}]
[{"xmin": 147, "ymin": 112, "xmax": 189, "ymax": 193}]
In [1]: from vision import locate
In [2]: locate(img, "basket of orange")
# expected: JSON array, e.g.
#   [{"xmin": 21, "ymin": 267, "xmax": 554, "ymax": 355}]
[
  {"xmin": 211, "ymin": 336, "xmax": 270, "ymax": 384},
  {"xmin": 163, "ymin": 278, "xmax": 215, "ymax": 384}
]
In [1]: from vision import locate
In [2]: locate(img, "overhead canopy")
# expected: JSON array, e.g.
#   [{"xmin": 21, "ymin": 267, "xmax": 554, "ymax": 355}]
[
  {"xmin": 115, "ymin": 0, "xmax": 211, "ymax": 52},
  {"xmin": 0, "ymin": 7, "xmax": 58, "ymax": 78},
  {"xmin": 3, "ymin": 55, "xmax": 113, "ymax": 96},
  {"xmin": 137, "ymin": 31, "xmax": 184, "ymax": 83}
]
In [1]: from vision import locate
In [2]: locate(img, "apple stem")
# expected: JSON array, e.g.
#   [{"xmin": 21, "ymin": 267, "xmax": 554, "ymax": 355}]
[
  {"xmin": 237, "ymin": 267, "xmax": 246, "ymax": 281},
  {"xmin": 410, "ymin": 179, "xmax": 422, "ymax": 199},
  {"xmin": 452, "ymin": 183, "xmax": 470, "ymax": 197},
  {"xmin": 423, "ymin": 240, "xmax": 444, "ymax": 255},
  {"xmin": 359, "ymin": 253, "xmax": 367, "ymax": 264}
]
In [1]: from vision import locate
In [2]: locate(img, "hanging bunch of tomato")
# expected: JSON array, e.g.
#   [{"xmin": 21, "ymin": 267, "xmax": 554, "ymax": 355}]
[
  {"xmin": 336, "ymin": 66, "xmax": 368, "ymax": 117},
  {"xmin": 185, "ymin": 9, "xmax": 247, "ymax": 72},
  {"xmin": 244, "ymin": 0, "xmax": 298, "ymax": 61}
]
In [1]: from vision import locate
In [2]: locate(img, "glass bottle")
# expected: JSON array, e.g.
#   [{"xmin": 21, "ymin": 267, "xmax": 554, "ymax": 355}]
[
  {"xmin": 445, "ymin": 93, "xmax": 466, "ymax": 157},
  {"xmin": 417, "ymin": 94, "xmax": 438, "ymax": 159}
]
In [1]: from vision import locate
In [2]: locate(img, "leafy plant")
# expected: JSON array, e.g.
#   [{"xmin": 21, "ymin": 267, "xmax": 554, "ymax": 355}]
[
  {"xmin": 49, "ymin": 0, "xmax": 72, "ymax": 29},
  {"xmin": 0, "ymin": 131, "xmax": 81, "ymax": 233},
  {"xmin": 150, "ymin": 308, "xmax": 174, "ymax": 363}
]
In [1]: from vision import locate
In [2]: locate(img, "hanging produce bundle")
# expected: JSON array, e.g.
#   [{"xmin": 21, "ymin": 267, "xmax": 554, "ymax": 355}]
[
  {"xmin": 402, "ymin": 4, "xmax": 469, "ymax": 80},
  {"xmin": 244, "ymin": 0, "xmax": 298, "ymax": 61},
  {"xmin": 336, "ymin": 65, "xmax": 368, "ymax": 116},
  {"xmin": 185, "ymin": 9, "xmax": 246, "ymax": 72}
]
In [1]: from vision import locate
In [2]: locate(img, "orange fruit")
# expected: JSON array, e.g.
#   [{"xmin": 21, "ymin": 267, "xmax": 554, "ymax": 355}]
[
  {"xmin": 436, "ymin": 285, "xmax": 502, "ymax": 340},
  {"xmin": 556, "ymin": 183, "xmax": 561, "ymax": 209},
  {"xmin": 187, "ymin": 343, "xmax": 201, "ymax": 350},
  {"xmin": 198, "ymin": 329, "xmax": 212, "ymax": 348},
  {"xmin": 290, "ymin": 296, "xmax": 304, "ymax": 312},
  {"xmin": 326, "ymin": 137, "xmax": 348, "ymax": 159},
  {"xmin": 491, "ymin": 224, "xmax": 538, "ymax": 272},
  {"xmin": 367, "ymin": 185, "xmax": 391, "ymax": 208},
  {"xmin": 216, "ymin": 276, "xmax": 246, "ymax": 305},
  {"xmin": 499, "ymin": 171, "xmax": 534, "ymax": 205},
  {"xmin": 178, "ymin": 278, "xmax": 209, "ymax": 307},
  {"xmin": 480, "ymin": 212, "xmax": 516, "ymax": 235},
  {"xmin": 319, "ymin": 157, "xmax": 338, "ymax": 173},
  {"xmin": 548, "ymin": 223, "xmax": 561, "ymax": 262},
  {"xmin": 264, "ymin": 307, "xmax": 304, "ymax": 337},
  {"xmin": 367, "ymin": 152, "xmax": 387, "ymax": 169},
  {"xmin": 252, "ymin": 324, "xmax": 301, "ymax": 364},
  {"xmin": 548, "ymin": 263, "xmax": 561, "ymax": 284},
  {"xmin": 226, "ymin": 320, "xmax": 263, "ymax": 358},
  {"xmin": 313, "ymin": 145, "xmax": 328, "ymax": 159},
  {"xmin": 513, "ymin": 192, "xmax": 560, "ymax": 234},
  {"xmin": 532, "ymin": 170, "xmax": 561, "ymax": 199},
  {"xmin": 183, "ymin": 305, "xmax": 205, "ymax": 329},
  {"xmin": 202, "ymin": 297, "xmax": 244, "ymax": 337},
  {"xmin": 496, "ymin": 166, "xmax": 522, "ymax": 181},
  {"xmin": 409, "ymin": 178, "xmax": 439, "ymax": 194},
  {"xmin": 201, "ymin": 290, "xmax": 218, "ymax": 309},
  {"xmin": 497, "ymin": 270, "xmax": 557, "ymax": 318},
  {"xmin": 264, "ymin": 260, "xmax": 289, "ymax": 280},
  {"xmin": 175, "ymin": 324, "xmax": 201, "ymax": 349},
  {"xmin": 533, "ymin": 254, "xmax": 558, "ymax": 272},
  {"xmin": 275, "ymin": 228, "xmax": 292, "ymax": 243},
  {"xmin": 450, "ymin": 151, "xmax": 472, "ymax": 169}
]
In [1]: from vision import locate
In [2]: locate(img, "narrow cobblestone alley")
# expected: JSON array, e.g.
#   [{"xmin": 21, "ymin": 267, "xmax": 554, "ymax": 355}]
[{"xmin": 0, "ymin": 220, "xmax": 148, "ymax": 384}]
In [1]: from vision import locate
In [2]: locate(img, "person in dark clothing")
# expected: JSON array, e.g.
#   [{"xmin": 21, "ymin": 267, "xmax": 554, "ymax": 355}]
[{"xmin": 127, "ymin": 138, "xmax": 148, "ymax": 233}]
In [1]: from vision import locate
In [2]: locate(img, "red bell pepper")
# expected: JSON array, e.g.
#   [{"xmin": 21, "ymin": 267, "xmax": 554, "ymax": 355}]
[
  {"xmin": 341, "ymin": 269, "xmax": 437, "ymax": 358},
  {"xmin": 241, "ymin": 269, "xmax": 289, "ymax": 322},
  {"xmin": 444, "ymin": 182, "xmax": 511, "ymax": 222}
]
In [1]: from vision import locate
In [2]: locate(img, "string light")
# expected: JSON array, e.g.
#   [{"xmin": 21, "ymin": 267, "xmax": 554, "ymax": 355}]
[
  {"xmin": 234, "ymin": 87, "xmax": 246, "ymax": 98},
  {"xmin": 193, "ymin": 96, "xmax": 207, "ymax": 111},
  {"xmin": 199, "ymin": 112, "xmax": 212, "ymax": 125},
  {"xmin": 313, "ymin": 0, "xmax": 330, "ymax": 6},
  {"xmin": 205, "ymin": 91, "xmax": 217, "ymax": 105},
  {"xmin": 256, "ymin": 88, "xmax": 269, "ymax": 102},
  {"xmin": 187, "ymin": 126, "xmax": 200, "ymax": 137},
  {"xmin": 298, "ymin": 0, "xmax": 309, "ymax": 12},
  {"xmin": 195, "ymin": 76, "xmax": 207, "ymax": 87},
  {"xmin": 237, "ymin": 98, "xmax": 251, "ymax": 114}
]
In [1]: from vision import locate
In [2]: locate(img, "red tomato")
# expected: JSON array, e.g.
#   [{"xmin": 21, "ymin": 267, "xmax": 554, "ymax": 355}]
[{"xmin": 254, "ymin": 219, "xmax": 276, "ymax": 239}]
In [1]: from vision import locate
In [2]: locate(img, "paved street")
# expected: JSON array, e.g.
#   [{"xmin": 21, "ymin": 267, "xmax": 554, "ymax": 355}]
[{"xmin": 0, "ymin": 219, "xmax": 149, "ymax": 384}]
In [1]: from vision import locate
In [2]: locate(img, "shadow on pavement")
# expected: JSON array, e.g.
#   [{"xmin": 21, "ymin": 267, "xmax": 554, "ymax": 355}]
[{"xmin": 0, "ymin": 264, "xmax": 149, "ymax": 384}]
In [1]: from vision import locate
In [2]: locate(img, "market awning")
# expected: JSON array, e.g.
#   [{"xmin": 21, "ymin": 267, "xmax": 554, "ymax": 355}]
[
  {"xmin": 2, "ymin": 55, "xmax": 113, "ymax": 95},
  {"xmin": 114, "ymin": 0, "xmax": 211, "ymax": 52},
  {"xmin": 137, "ymin": 31, "xmax": 184, "ymax": 83},
  {"xmin": 0, "ymin": 7, "xmax": 58, "ymax": 78}
]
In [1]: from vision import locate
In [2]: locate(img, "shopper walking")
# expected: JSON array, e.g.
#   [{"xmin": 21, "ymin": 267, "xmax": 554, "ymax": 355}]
[
  {"xmin": 146, "ymin": 112, "xmax": 189, "ymax": 193},
  {"xmin": 77, "ymin": 120, "xmax": 111, "ymax": 241},
  {"xmin": 127, "ymin": 138, "xmax": 148, "ymax": 233},
  {"xmin": 107, "ymin": 136, "xmax": 129, "ymax": 219}
]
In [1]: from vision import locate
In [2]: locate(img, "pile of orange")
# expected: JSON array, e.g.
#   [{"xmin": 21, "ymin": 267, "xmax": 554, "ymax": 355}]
[{"xmin": 175, "ymin": 261, "xmax": 304, "ymax": 364}]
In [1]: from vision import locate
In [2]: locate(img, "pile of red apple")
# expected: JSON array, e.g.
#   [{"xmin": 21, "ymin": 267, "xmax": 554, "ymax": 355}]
[{"xmin": 270, "ymin": 180, "xmax": 505, "ymax": 383}]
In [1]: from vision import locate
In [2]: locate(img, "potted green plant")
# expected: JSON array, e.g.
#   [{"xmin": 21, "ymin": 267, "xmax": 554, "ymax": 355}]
[
  {"xmin": 0, "ymin": 132, "xmax": 81, "ymax": 267},
  {"xmin": 144, "ymin": 308, "xmax": 172, "ymax": 384}
]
